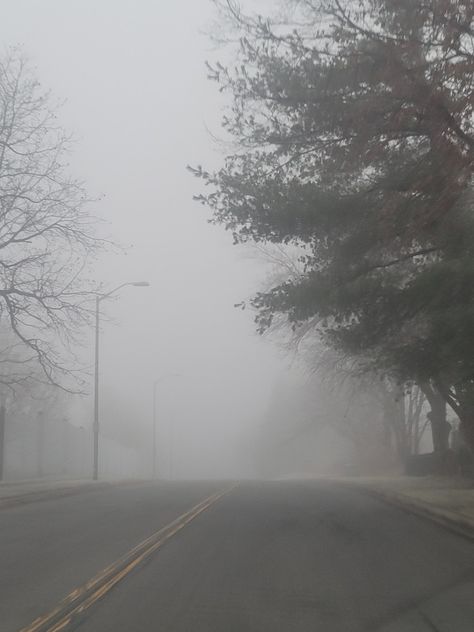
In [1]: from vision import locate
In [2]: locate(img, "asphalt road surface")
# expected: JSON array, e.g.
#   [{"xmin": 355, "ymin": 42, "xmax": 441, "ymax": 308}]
[{"xmin": 1, "ymin": 480, "xmax": 473, "ymax": 632}]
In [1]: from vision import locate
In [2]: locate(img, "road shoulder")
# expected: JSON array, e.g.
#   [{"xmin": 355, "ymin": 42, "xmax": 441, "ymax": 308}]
[
  {"xmin": 0, "ymin": 478, "xmax": 143, "ymax": 508},
  {"xmin": 336, "ymin": 475, "xmax": 474, "ymax": 541}
]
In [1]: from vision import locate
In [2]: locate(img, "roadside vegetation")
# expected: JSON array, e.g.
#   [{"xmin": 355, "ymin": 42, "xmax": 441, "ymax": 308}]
[
  {"xmin": 0, "ymin": 50, "xmax": 102, "ymax": 392},
  {"xmin": 193, "ymin": 0, "xmax": 474, "ymax": 469}
]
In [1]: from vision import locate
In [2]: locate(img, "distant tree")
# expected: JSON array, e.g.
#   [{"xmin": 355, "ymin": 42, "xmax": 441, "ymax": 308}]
[
  {"xmin": 0, "ymin": 50, "xmax": 102, "ymax": 389},
  {"xmin": 193, "ymin": 0, "xmax": 474, "ymax": 448},
  {"xmin": 316, "ymin": 346, "xmax": 429, "ymax": 460}
]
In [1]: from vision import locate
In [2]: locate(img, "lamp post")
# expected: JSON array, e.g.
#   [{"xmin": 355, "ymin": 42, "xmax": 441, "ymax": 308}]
[
  {"xmin": 152, "ymin": 373, "xmax": 181, "ymax": 480},
  {"xmin": 93, "ymin": 281, "xmax": 149, "ymax": 481}
]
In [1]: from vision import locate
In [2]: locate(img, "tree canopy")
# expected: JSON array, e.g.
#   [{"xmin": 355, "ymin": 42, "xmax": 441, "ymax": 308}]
[
  {"xmin": 0, "ymin": 50, "xmax": 102, "ymax": 390},
  {"xmin": 193, "ymin": 0, "xmax": 474, "ymax": 447}
]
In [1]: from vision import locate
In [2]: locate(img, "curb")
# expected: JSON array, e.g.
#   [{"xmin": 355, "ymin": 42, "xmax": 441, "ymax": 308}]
[
  {"xmin": 0, "ymin": 479, "xmax": 151, "ymax": 509},
  {"xmin": 0, "ymin": 482, "xmax": 109, "ymax": 509},
  {"xmin": 348, "ymin": 483, "xmax": 474, "ymax": 542}
]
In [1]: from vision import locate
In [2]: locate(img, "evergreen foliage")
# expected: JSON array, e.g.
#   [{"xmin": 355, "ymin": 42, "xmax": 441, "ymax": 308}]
[{"xmin": 193, "ymin": 0, "xmax": 474, "ymax": 447}]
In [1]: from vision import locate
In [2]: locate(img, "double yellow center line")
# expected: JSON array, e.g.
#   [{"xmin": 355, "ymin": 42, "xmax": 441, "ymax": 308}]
[{"xmin": 20, "ymin": 485, "xmax": 235, "ymax": 632}]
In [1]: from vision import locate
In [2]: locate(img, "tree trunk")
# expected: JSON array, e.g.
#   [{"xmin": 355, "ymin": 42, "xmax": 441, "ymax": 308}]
[
  {"xmin": 419, "ymin": 382, "xmax": 450, "ymax": 453},
  {"xmin": 456, "ymin": 411, "xmax": 474, "ymax": 454},
  {"xmin": 438, "ymin": 382, "xmax": 474, "ymax": 454},
  {"xmin": 381, "ymin": 382, "xmax": 409, "ymax": 462}
]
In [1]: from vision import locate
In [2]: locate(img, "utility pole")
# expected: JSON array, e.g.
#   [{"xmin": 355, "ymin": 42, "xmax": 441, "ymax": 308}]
[
  {"xmin": 37, "ymin": 410, "xmax": 45, "ymax": 478},
  {"xmin": 0, "ymin": 403, "xmax": 5, "ymax": 481},
  {"xmin": 62, "ymin": 416, "xmax": 69, "ymax": 476},
  {"xmin": 152, "ymin": 380, "xmax": 157, "ymax": 479},
  {"xmin": 169, "ymin": 412, "xmax": 174, "ymax": 480},
  {"xmin": 93, "ymin": 295, "xmax": 100, "ymax": 481}
]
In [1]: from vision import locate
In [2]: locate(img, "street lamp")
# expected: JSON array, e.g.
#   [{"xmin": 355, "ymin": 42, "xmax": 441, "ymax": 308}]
[
  {"xmin": 152, "ymin": 373, "xmax": 181, "ymax": 480},
  {"xmin": 93, "ymin": 281, "xmax": 150, "ymax": 480}
]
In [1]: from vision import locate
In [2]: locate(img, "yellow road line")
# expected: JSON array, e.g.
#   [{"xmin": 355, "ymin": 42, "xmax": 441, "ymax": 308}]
[{"xmin": 20, "ymin": 485, "xmax": 236, "ymax": 632}]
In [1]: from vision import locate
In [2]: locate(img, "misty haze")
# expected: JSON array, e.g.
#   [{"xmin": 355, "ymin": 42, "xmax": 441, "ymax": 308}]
[{"xmin": 0, "ymin": 2, "xmax": 473, "ymax": 631}]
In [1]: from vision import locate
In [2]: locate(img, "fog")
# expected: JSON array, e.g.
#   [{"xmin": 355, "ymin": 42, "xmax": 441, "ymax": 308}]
[
  {"xmin": 0, "ymin": 0, "xmax": 288, "ymax": 480},
  {"xmin": 1, "ymin": 4, "xmax": 472, "ymax": 630},
  {"xmin": 0, "ymin": 1, "xmax": 436, "ymax": 483}
]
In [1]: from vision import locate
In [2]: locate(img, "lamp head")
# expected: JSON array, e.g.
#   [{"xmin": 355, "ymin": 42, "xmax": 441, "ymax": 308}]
[{"xmin": 131, "ymin": 281, "xmax": 150, "ymax": 287}]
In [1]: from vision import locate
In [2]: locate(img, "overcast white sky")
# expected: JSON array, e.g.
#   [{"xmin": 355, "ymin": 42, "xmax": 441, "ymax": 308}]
[{"xmin": 0, "ymin": 1, "xmax": 285, "ymax": 478}]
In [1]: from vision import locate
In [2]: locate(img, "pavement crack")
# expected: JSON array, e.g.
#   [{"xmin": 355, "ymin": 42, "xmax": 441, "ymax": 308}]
[{"xmin": 419, "ymin": 611, "xmax": 443, "ymax": 632}]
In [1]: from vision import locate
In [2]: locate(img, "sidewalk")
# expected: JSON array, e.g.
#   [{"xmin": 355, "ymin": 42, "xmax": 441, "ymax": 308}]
[
  {"xmin": 0, "ymin": 478, "xmax": 118, "ymax": 508},
  {"xmin": 342, "ymin": 475, "xmax": 474, "ymax": 539}
]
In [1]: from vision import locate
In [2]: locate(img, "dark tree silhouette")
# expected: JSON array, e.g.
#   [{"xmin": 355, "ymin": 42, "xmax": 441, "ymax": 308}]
[{"xmin": 0, "ymin": 51, "xmax": 102, "ymax": 389}]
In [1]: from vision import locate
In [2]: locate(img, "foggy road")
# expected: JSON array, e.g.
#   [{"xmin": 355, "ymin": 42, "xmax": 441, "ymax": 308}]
[{"xmin": 2, "ymin": 480, "xmax": 474, "ymax": 632}]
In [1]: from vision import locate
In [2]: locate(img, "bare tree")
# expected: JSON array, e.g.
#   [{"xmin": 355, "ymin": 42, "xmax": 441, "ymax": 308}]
[{"xmin": 0, "ymin": 50, "xmax": 102, "ymax": 389}]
